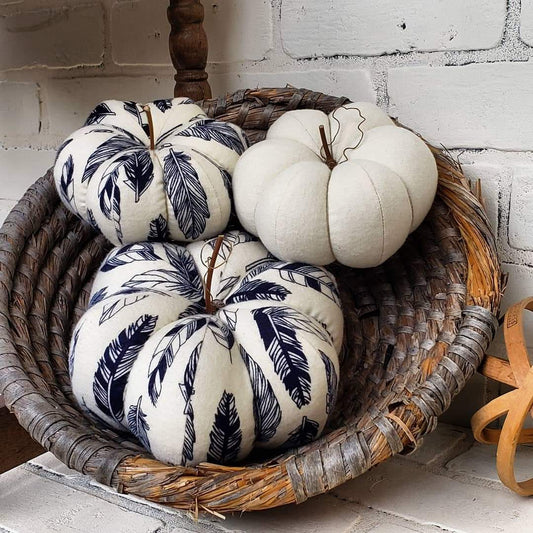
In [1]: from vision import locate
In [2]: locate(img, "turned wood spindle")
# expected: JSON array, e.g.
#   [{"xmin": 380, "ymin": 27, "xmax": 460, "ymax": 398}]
[{"xmin": 168, "ymin": 0, "xmax": 212, "ymax": 100}]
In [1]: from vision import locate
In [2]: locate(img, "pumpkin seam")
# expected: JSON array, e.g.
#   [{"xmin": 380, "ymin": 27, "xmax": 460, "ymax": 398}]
[
  {"xmin": 150, "ymin": 148, "xmax": 170, "ymax": 237},
  {"xmin": 360, "ymin": 165, "xmax": 386, "ymax": 265},
  {"xmin": 187, "ymin": 148, "xmax": 225, "ymax": 234},
  {"xmin": 391, "ymin": 170, "xmax": 415, "ymax": 232},
  {"xmin": 325, "ymin": 168, "xmax": 334, "ymax": 263},
  {"xmin": 288, "ymin": 114, "xmax": 326, "ymax": 156}
]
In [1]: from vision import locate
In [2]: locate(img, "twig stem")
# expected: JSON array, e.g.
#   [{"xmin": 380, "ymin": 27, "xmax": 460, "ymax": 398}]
[
  {"xmin": 205, "ymin": 235, "xmax": 225, "ymax": 314},
  {"xmin": 319, "ymin": 125, "xmax": 337, "ymax": 170},
  {"xmin": 143, "ymin": 105, "xmax": 155, "ymax": 150}
]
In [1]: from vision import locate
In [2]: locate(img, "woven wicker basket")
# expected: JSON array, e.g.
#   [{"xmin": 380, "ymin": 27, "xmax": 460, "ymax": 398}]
[{"xmin": 0, "ymin": 87, "xmax": 503, "ymax": 514}]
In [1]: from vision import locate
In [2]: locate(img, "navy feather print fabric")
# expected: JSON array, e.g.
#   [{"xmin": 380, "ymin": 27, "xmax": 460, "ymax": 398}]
[{"xmin": 69, "ymin": 231, "xmax": 342, "ymax": 466}]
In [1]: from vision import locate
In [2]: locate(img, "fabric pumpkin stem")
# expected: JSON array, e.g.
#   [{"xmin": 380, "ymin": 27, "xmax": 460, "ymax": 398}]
[
  {"xmin": 205, "ymin": 234, "xmax": 225, "ymax": 314},
  {"xmin": 142, "ymin": 105, "xmax": 155, "ymax": 151},
  {"xmin": 319, "ymin": 125, "xmax": 337, "ymax": 170}
]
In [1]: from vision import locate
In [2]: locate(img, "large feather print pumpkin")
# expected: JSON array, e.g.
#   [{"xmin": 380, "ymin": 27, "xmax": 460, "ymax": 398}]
[
  {"xmin": 233, "ymin": 102, "xmax": 438, "ymax": 268},
  {"xmin": 53, "ymin": 98, "xmax": 248, "ymax": 245},
  {"xmin": 69, "ymin": 231, "xmax": 343, "ymax": 466}
]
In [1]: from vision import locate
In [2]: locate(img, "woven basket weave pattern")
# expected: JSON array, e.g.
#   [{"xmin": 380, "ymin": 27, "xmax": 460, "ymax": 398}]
[{"xmin": 0, "ymin": 88, "xmax": 502, "ymax": 512}]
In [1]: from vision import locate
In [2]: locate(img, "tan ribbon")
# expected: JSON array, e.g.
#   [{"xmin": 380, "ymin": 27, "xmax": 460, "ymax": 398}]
[{"xmin": 471, "ymin": 297, "xmax": 533, "ymax": 496}]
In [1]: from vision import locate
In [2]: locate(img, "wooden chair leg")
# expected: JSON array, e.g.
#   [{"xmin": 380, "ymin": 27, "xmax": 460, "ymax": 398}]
[{"xmin": 168, "ymin": 0, "xmax": 212, "ymax": 100}]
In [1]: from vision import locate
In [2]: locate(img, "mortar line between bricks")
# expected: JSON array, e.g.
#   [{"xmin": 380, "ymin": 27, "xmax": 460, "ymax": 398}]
[
  {"xmin": 502, "ymin": 259, "xmax": 533, "ymax": 268},
  {"xmin": 372, "ymin": 69, "xmax": 389, "ymax": 110},
  {"xmin": 505, "ymin": 190, "xmax": 514, "ymax": 253},
  {"xmin": 504, "ymin": 0, "xmax": 525, "ymax": 47},
  {"xmin": 34, "ymin": 81, "xmax": 43, "ymax": 135},
  {"xmin": 269, "ymin": 0, "xmax": 284, "ymax": 62},
  {"xmin": 3, "ymin": 42, "xmax": 533, "ymax": 80},
  {"xmin": 207, "ymin": 45, "xmax": 531, "ymax": 72},
  {"xmin": 101, "ymin": 0, "xmax": 113, "ymax": 69}
]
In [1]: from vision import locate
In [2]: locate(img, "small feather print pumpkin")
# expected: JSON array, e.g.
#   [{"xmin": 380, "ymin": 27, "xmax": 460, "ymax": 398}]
[
  {"xmin": 233, "ymin": 102, "xmax": 438, "ymax": 268},
  {"xmin": 54, "ymin": 98, "xmax": 248, "ymax": 245},
  {"xmin": 69, "ymin": 230, "xmax": 343, "ymax": 466}
]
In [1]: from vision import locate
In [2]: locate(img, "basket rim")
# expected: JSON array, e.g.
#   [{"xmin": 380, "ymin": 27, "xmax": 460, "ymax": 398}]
[{"xmin": 0, "ymin": 87, "xmax": 504, "ymax": 514}]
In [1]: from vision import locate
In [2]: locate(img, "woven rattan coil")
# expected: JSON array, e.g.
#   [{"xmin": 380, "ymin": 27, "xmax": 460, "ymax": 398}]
[{"xmin": 0, "ymin": 88, "xmax": 503, "ymax": 514}]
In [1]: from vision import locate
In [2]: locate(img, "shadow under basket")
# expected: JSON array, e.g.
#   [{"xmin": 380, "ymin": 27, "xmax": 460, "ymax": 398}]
[{"xmin": 0, "ymin": 88, "xmax": 504, "ymax": 514}]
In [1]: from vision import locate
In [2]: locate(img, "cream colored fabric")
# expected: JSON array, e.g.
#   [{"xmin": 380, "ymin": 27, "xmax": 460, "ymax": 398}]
[{"xmin": 233, "ymin": 102, "xmax": 438, "ymax": 268}]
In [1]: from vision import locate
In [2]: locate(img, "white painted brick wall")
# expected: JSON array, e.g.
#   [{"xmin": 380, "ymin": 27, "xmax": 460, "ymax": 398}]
[
  {"xmin": 521, "ymin": 0, "xmax": 533, "ymax": 45},
  {"xmin": 0, "ymin": 148, "xmax": 55, "ymax": 198},
  {"xmin": 44, "ymin": 75, "xmax": 175, "ymax": 138},
  {"xmin": 111, "ymin": 0, "xmax": 273, "ymax": 65},
  {"xmin": 281, "ymin": 0, "xmax": 507, "ymax": 58},
  {"xmin": 209, "ymin": 69, "xmax": 376, "ymax": 104},
  {"xmin": 110, "ymin": 1, "xmax": 171, "ymax": 66},
  {"xmin": 203, "ymin": 0, "xmax": 273, "ymax": 62},
  {"xmin": 0, "ymin": 82, "xmax": 40, "ymax": 141},
  {"xmin": 0, "ymin": 4, "xmax": 105, "ymax": 69},
  {"xmin": 509, "ymin": 167, "xmax": 533, "ymax": 250},
  {"xmin": 388, "ymin": 63, "xmax": 533, "ymax": 150},
  {"xmin": 0, "ymin": 0, "xmax": 532, "ymax": 424}
]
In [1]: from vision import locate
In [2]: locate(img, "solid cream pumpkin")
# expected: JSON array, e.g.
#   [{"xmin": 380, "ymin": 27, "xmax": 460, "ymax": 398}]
[
  {"xmin": 69, "ymin": 231, "xmax": 343, "ymax": 466},
  {"xmin": 233, "ymin": 102, "xmax": 438, "ymax": 268},
  {"xmin": 54, "ymin": 98, "xmax": 248, "ymax": 245}
]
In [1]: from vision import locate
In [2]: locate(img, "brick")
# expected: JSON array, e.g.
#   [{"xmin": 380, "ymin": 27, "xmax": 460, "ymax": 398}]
[
  {"xmin": 204, "ymin": 0, "xmax": 272, "ymax": 62},
  {"xmin": 45, "ymin": 75, "xmax": 174, "ymax": 136},
  {"xmin": 281, "ymin": 0, "xmax": 506, "ymax": 58},
  {"xmin": 111, "ymin": 0, "xmax": 170, "ymax": 65},
  {"xmin": 0, "ymin": 82, "xmax": 40, "ymax": 141},
  {"xmin": 509, "ymin": 167, "xmax": 533, "ymax": 250},
  {"xmin": 446, "ymin": 442, "xmax": 533, "ymax": 483},
  {"xmin": 388, "ymin": 63, "xmax": 533, "ymax": 150},
  {"xmin": 0, "ymin": 148, "xmax": 55, "ymax": 199},
  {"xmin": 404, "ymin": 424, "xmax": 468, "ymax": 466},
  {"xmin": 222, "ymin": 493, "xmax": 361, "ymax": 533},
  {"xmin": 521, "ymin": 0, "xmax": 533, "ymax": 46},
  {"xmin": 332, "ymin": 459, "xmax": 533, "ymax": 532},
  {"xmin": 0, "ymin": 466, "xmax": 163, "ymax": 533},
  {"xmin": 111, "ymin": 0, "xmax": 272, "ymax": 65},
  {"xmin": 0, "ymin": 4, "xmax": 104, "ymax": 70},
  {"xmin": 209, "ymin": 69, "xmax": 376, "ymax": 103}
]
